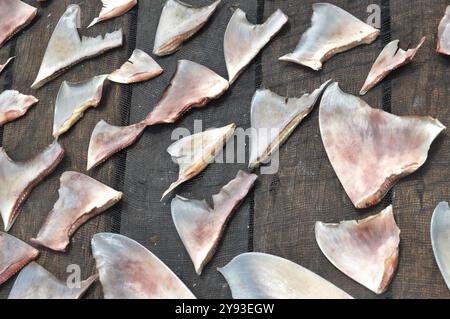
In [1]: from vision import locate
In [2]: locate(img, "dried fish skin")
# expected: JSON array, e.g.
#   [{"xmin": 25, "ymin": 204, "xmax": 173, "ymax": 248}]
[
  {"xmin": 153, "ymin": 0, "xmax": 221, "ymax": 56},
  {"xmin": 218, "ymin": 252, "xmax": 352, "ymax": 299},
  {"xmin": 249, "ymin": 80, "xmax": 330, "ymax": 169},
  {"xmin": 108, "ymin": 49, "xmax": 163, "ymax": 84},
  {"xmin": 0, "ymin": 57, "xmax": 14, "ymax": 75},
  {"xmin": 31, "ymin": 5, "xmax": 123, "ymax": 89},
  {"xmin": 431, "ymin": 202, "xmax": 450, "ymax": 290},
  {"xmin": 162, "ymin": 123, "xmax": 236, "ymax": 201},
  {"xmin": 145, "ymin": 60, "xmax": 229, "ymax": 125},
  {"xmin": 0, "ymin": 232, "xmax": 39, "ymax": 286},
  {"xmin": 87, "ymin": 120, "xmax": 146, "ymax": 170},
  {"xmin": 280, "ymin": 3, "xmax": 379, "ymax": 71},
  {"xmin": 0, "ymin": 141, "xmax": 64, "ymax": 232},
  {"xmin": 31, "ymin": 172, "xmax": 123, "ymax": 252},
  {"xmin": 320, "ymin": 82, "xmax": 445, "ymax": 209},
  {"xmin": 0, "ymin": 90, "xmax": 38, "ymax": 126},
  {"xmin": 437, "ymin": 6, "xmax": 450, "ymax": 55},
  {"xmin": 91, "ymin": 233, "xmax": 196, "ymax": 299},
  {"xmin": 172, "ymin": 170, "xmax": 257, "ymax": 275},
  {"xmin": 0, "ymin": 0, "xmax": 37, "ymax": 48},
  {"xmin": 315, "ymin": 206, "xmax": 400, "ymax": 294},
  {"xmin": 53, "ymin": 75, "xmax": 108, "ymax": 138},
  {"xmin": 8, "ymin": 262, "xmax": 97, "ymax": 299},
  {"xmin": 88, "ymin": 0, "xmax": 137, "ymax": 28},
  {"xmin": 360, "ymin": 37, "xmax": 426, "ymax": 95},
  {"xmin": 224, "ymin": 8, "xmax": 288, "ymax": 84}
]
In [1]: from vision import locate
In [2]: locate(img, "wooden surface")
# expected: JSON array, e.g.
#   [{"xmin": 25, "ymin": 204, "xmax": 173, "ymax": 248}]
[{"xmin": 0, "ymin": 0, "xmax": 449, "ymax": 299}]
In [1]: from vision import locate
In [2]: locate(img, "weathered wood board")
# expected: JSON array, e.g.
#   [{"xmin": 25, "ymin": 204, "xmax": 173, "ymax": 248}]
[{"xmin": 0, "ymin": 0, "xmax": 449, "ymax": 299}]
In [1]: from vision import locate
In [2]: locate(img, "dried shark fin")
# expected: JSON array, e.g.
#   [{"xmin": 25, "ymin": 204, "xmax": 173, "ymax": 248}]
[
  {"xmin": 0, "ymin": 232, "xmax": 39, "ymax": 286},
  {"xmin": 437, "ymin": 6, "xmax": 450, "ymax": 55},
  {"xmin": 108, "ymin": 49, "xmax": 163, "ymax": 84},
  {"xmin": 0, "ymin": 57, "xmax": 14, "ymax": 75},
  {"xmin": 249, "ymin": 80, "xmax": 330, "ymax": 169},
  {"xmin": 162, "ymin": 123, "xmax": 236, "ymax": 201},
  {"xmin": 91, "ymin": 233, "xmax": 196, "ymax": 299},
  {"xmin": 0, "ymin": 90, "xmax": 38, "ymax": 126},
  {"xmin": 319, "ymin": 82, "xmax": 445, "ymax": 209},
  {"xmin": 53, "ymin": 75, "xmax": 108, "ymax": 138},
  {"xmin": 31, "ymin": 5, "xmax": 123, "ymax": 89},
  {"xmin": 87, "ymin": 120, "xmax": 146, "ymax": 170},
  {"xmin": 31, "ymin": 172, "xmax": 123, "ymax": 252},
  {"xmin": 280, "ymin": 3, "xmax": 379, "ymax": 71},
  {"xmin": 153, "ymin": 0, "xmax": 221, "ymax": 56},
  {"xmin": 0, "ymin": 0, "xmax": 37, "ymax": 48},
  {"xmin": 145, "ymin": 60, "xmax": 229, "ymax": 125},
  {"xmin": 431, "ymin": 202, "xmax": 450, "ymax": 290},
  {"xmin": 8, "ymin": 262, "xmax": 97, "ymax": 299},
  {"xmin": 0, "ymin": 141, "xmax": 64, "ymax": 232},
  {"xmin": 89, "ymin": 60, "xmax": 229, "ymax": 170},
  {"xmin": 88, "ymin": 0, "xmax": 137, "ymax": 28},
  {"xmin": 218, "ymin": 252, "xmax": 352, "ymax": 299},
  {"xmin": 315, "ymin": 206, "xmax": 400, "ymax": 294},
  {"xmin": 172, "ymin": 170, "xmax": 257, "ymax": 275},
  {"xmin": 360, "ymin": 37, "xmax": 426, "ymax": 95},
  {"xmin": 224, "ymin": 8, "xmax": 288, "ymax": 84}
]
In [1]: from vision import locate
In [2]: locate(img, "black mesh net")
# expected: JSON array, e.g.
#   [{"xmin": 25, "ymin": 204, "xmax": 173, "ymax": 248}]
[
  {"xmin": 1, "ymin": 0, "xmax": 447, "ymax": 299},
  {"xmin": 110, "ymin": 0, "xmax": 260, "ymax": 299}
]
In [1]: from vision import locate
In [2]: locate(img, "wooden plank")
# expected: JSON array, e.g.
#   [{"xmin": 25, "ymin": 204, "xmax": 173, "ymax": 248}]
[
  {"xmin": 389, "ymin": 0, "xmax": 450, "ymax": 299},
  {"xmin": 0, "ymin": 0, "xmax": 133, "ymax": 298},
  {"xmin": 254, "ymin": 0, "xmax": 389, "ymax": 299},
  {"xmin": 120, "ymin": 0, "xmax": 258, "ymax": 298}
]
